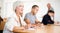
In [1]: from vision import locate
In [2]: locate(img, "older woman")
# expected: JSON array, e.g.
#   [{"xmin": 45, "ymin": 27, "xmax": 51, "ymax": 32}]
[{"xmin": 3, "ymin": 1, "xmax": 26, "ymax": 33}]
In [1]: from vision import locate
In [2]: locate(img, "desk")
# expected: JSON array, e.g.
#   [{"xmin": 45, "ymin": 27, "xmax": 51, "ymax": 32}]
[{"xmin": 14, "ymin": 25, "xmax": 60, "ymax": 33}]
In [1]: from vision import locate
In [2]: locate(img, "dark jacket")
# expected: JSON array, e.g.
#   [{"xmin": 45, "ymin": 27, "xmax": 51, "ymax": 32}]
[{"xmin": 42, "ymin": 14, "xmax": 54, "ymax": 25}]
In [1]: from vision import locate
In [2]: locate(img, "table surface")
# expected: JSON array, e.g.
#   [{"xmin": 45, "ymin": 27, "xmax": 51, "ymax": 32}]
[{"xmin": 14, "ymin": 24, "xmax": 60, "ymax": 33}]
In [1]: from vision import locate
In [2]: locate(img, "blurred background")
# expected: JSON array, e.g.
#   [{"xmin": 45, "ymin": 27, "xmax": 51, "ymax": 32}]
[{"xmin": 0, "ymin": 0, "xmax": 60, "ymax": 22}]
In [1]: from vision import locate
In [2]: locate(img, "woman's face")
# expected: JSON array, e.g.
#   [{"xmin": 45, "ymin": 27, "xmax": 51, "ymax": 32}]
[
  {"xmin": 49, "ymin": 13, "xmax": 54, "ymax": 17},
  {"xmin": 16, "ymin": 4, "xmax": 24, "ymax": 15}
]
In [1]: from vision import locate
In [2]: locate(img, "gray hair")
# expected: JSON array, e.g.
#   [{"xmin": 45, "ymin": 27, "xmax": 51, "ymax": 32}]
[{"xmin": 13, "ymin": 1, "xmax": 23, "ymax": 11}]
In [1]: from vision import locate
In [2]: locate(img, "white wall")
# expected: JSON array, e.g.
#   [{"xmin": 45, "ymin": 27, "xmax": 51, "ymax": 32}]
[
  {"xmin": 0, "ymin": 0, "xmax": 3, "ymax": 16},
  {"xmin": 1, "ymin": 0, "xmax": 60, "ymax": 22}
]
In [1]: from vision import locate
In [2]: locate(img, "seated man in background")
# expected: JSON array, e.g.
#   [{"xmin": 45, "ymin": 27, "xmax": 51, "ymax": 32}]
[
  {"xmin": 47, "ymin": 3, "xmax": 54, "ymax": 11},
  {"xmin": 42, "ymin": 10, "xmax": 54, "ymax": 25},
  {"xmin": 24, "ymin": 5, "xmax": 41, "ymax": 28}
]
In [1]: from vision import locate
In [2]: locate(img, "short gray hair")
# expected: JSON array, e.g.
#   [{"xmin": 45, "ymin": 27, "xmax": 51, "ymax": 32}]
[{"xmin": 13, "ymin": 1, "xmax": 23, "ymax": 11}]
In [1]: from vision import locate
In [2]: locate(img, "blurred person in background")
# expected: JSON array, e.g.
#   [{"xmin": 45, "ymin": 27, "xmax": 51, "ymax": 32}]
[
  {"xmin": 47, "ymin": 3, "xmax": 54, "ymax": 11},
  {"xmin": 42, "ymin": 10, "xmax": 54, "ymax": 25},
  {"xmin": 24, "ymin": 5, "xmax": 41, "ymax": 28}
]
